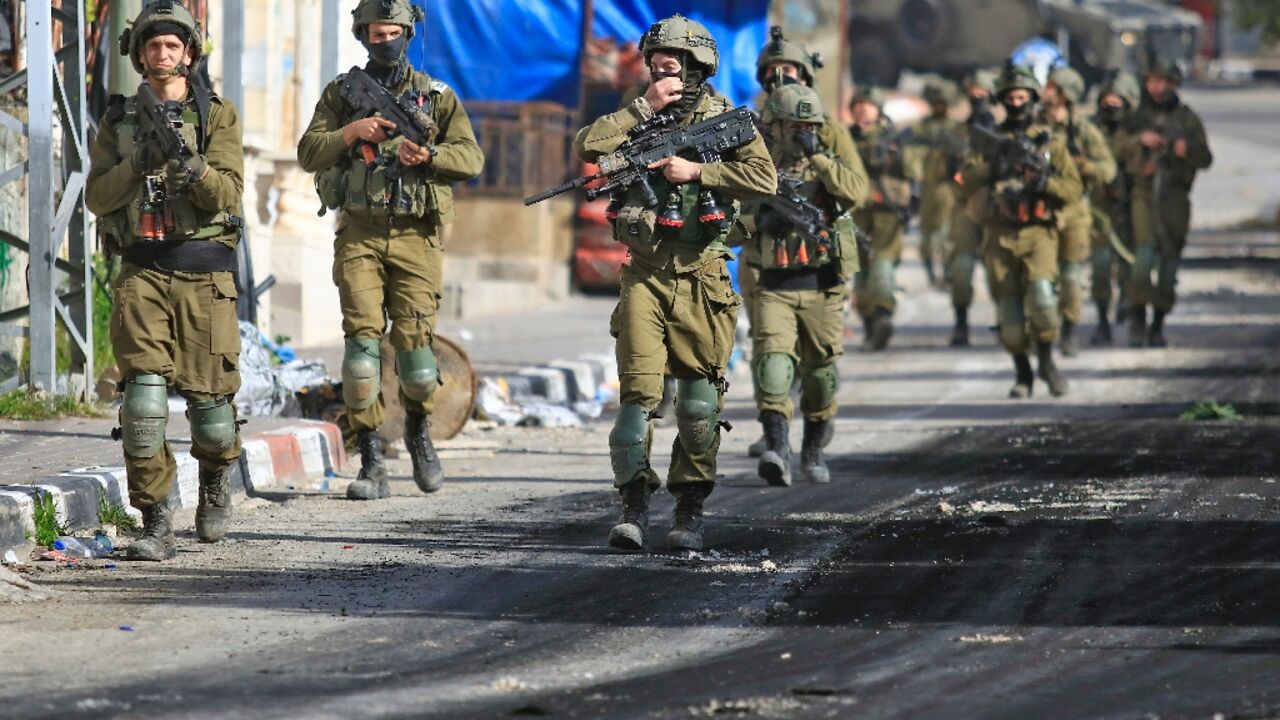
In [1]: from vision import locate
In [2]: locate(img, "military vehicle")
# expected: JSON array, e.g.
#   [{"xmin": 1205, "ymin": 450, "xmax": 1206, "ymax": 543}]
[{"xmin": 848, "ymin": 0, "xmax": 1203, "ymax": 86}]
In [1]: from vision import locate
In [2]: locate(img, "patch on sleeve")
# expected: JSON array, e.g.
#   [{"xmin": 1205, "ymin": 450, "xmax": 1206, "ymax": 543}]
[{"xmin": 429, "ymin": 79, "xmax": 449, "ymax": 95}]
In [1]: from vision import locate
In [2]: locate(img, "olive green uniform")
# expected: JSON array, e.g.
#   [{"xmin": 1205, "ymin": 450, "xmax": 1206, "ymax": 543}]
[
  {"xmin": 578, "ymin": 89, "xmax": 775, "ymax": 490},
  {"xmin": 851, "ymin": 119, "xmax": 909, "ymax": 320},
  {"xmin": 298, "ymin": 70, "xmax": 483, "ymax": 431},
  {"xmin": 1125, "ymin": 95, "xmax": 1212, "ymax": 314},
  {"xmin": 1090, "ymin": 119, "xmax": 1140, "ymax": 307},
  {"xmin": 1038, "ymin": 107, "xmax": 1116, "ymax": 326},
  {"xmin": 86, "ymin": 89, "xmax": 245, "ymax": 509},
  {"xmin": 961, "ymin": 121, "xmax": 1084, "ymax": 354},
  {"xmin": 906, "ymin": 114, "xmax": 966, "ymax": 281}
]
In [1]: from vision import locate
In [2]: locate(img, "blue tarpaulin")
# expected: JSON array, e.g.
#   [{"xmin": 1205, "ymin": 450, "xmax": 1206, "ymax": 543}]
[{"xmin": 409, "ymin": 1, "xmax": 769, "ymax": 107}]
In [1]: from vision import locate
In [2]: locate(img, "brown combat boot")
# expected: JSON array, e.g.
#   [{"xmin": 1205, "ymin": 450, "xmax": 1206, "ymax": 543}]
[{"xmin": 127, "ymin": 503, "xmax": 176, "ymax": 561}]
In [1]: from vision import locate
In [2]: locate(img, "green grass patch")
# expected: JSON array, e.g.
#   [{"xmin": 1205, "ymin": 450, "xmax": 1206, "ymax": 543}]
[
  {"xmin": 29, "ymin": 493, "xmax": 68, "ymax": 547},
  {"xmin": 0, "ymin": 389, "xmax": 107, "ymax": 420},
  {"xmin": 1180, "ymin": 401, "xmax": 1241, "ymax": 422},
  {"xmin": 98, "ymin": 490, "xmax": 138, "ymax": 532}
]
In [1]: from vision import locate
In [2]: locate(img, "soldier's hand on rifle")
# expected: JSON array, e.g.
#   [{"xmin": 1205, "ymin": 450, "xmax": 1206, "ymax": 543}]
[
  {"xmin": 648, "ymin": 156, "xmax": 702, "ymax": 184},
  {"xmin": 1140, "ymin": 130, "xmax": 1166, "ymax": 150},
  {"xmin": 398, "ymin": 139, "xmax": 434, "ymax": 167},
  {"xmin": 343, "ymin": 117, "xmax": 397, "ymax": 147},
  {"xmin": 644, "ymin": 76, "xmax": 685, "ymax": 113},
  {"xmin": 163, "ymin": 154, "xmax": 208, "ymax": 193},
  {"xmin": 1173, "ymin": 138, "xmax": 1188, "ymax": 159},
  {"xmin": 129, "ymin": 142, "xmax": 166, "ymax": 176}
]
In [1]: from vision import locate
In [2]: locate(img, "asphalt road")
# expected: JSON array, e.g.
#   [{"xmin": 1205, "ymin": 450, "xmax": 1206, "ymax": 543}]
[{"xmin": 3, "ymin": 87, "xmax": 1279, "ymax": 720}]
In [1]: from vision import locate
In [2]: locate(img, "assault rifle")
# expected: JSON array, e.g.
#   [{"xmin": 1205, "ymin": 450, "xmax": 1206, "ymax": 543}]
[
  {"xmin": 339, "ymin": 66, "xmax": 438, "ymax": 181},
  {"xmin": 524, "ymin": 106, "xmax": 758, "ymax": 209},
  {"xmin": 1148, "ymin": 116, "xmax": 1181, "ymax": 253},
  {"xmin": 970, "ymin": 123, "xmax": 1051, "ymax": 186},
  {"xmin": 757, "ymin": 174, "xmax": 869, "ymax": 266},
  {"xmin": 133, "ymin": 83, "xmax": 197, "ymax": 241}
]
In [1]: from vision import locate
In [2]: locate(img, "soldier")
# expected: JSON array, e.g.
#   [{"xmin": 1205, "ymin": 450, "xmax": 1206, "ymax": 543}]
[
  {"xmin": 1088, "ymin": 72, "xmax": 1142, "ymax": 346},
  {"xmin": 961, "ymin": 63, "xmax": 1083, "ymax": 398},
  {"xmin": 849, "ymin": 87, "xmax": 911, "ymax": 351},
  {"xmin": 298, "ymin": 0, "xmax": 484, "ymax": 499},
  {"xmin": 906, "ymin": 77, "xmax": 966, "ymax": 289},
  {"xmin": 1039, "ymin": 66, "xmax": 1117, "ymax": 356},
  {"xmin": 575, "ymin": 16, "xmax": 775, "ymax": 551},
  {"xmin": 1125, "ymin": 59, "xmax": 1212, "ymax": 347},
  {"xmin": 744, "ymin": 27, "xmax": 866, "ymax": 459},
  {"xmin": 946, "ymin": 69, "xmax": 1000, "ymax": 346},
  {"xmin": 86, "ymin": 1, "xmax": 245, "ymax": 560},
  {"xmin": 750, "ymin": 84, "xmax": 866, "ymax": 486}
]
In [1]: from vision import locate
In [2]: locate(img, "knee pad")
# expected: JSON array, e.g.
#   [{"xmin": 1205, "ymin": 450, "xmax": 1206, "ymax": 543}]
[
  {"xmin": 342, "ymin": 337, "xmax": 381, "ymax": 410},
  {"xmin": 187, "ymin": 396, "xmax": 239, "ymax": 456},
  {"xmin": 1027, "ymin": 279, "xmax": 1059, "ymax": 330},
  {"xmin": 868, "ymin": 258, "xmax": 895, "ymax": 300},
  {"xmin": 801, "ymin": 364, "xmax": 839, "ymax": 414},
  {"xmin": 755, "ymin": 352, "xmax": 795, "ymax": 398},
  {"xmin": 609, "ymin": 403, "xmax": 652, "ymax": 487},
  {"xmin": 1132, "ymin": 244, "xmax": 1157, "ymax": 278},
  {"xmin": 1060, "ymin": 261, "xmax": 1086, "ymax": 290},
  {"xmin": 997, "ymin": 296, "xmax": 1028, "ymax": 353},
  {"xmin": 675, "ymin": 378, "xmax": 721, "ymax": 455},
  {"xmin": 396, "ymin": 345, "xmax": 439, "ymax": 402},
  {"xmin": 948, "ymin": 252, "xmax": 976, "ymax": 303},
  {"xmin": 120, "ymin": 373, "xmax": 168, "ymax": 458}
]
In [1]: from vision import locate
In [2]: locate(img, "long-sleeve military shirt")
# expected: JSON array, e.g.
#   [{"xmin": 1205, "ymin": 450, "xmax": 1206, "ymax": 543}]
[
  {"xmin": 959, "ymin": 120, "xmax": 1084, "ymax": 227},
  {"xmin": 87, "ymin": 84, "xmax": 244, "ymax": 249},
  {"xmin": 1125, "ymin": 94, "xmax": 1212, "ymax": 199},
  {"xmin": 1038, "ymin": 107, "xmax": 1116, "ymax": 195}
]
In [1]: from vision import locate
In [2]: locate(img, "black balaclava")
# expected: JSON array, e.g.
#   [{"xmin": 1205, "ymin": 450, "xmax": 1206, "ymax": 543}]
[
  {"xmin": 1097, "ymin": 103, "xmax": 1125, "ymax": 131},
  {"xmin": 651, "ymin": 51, "xmax": 706, "ymax": 121},
  {"xmin": 363, "ymin": 32, "xmax": 409, "ymax": 87},
  {"xmin": 1000, "ymin": 93, "xmax": 1034, "ymax": 131}
]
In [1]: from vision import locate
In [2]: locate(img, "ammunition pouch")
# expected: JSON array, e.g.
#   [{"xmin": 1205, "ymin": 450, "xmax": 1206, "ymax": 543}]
[{"xmin": 991, "ymin": 179, "xmax": 1052, "ymax": 226}]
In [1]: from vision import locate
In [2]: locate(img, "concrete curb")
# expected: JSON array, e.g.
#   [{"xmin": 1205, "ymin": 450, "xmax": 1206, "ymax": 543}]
[{"xmin": 0, "ymin": 421, "xmax": 345, "ymax": 557}]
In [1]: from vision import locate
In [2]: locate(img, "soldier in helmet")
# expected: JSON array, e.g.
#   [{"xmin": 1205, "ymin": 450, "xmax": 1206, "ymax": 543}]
[
  {"xmin": 848, "ymin": 86, "xmax": 911, "ymax": 351},
  {"xmin": 945, "ymin": 68, "xmax": 1000, "ymax": 346},
  {"xmin": 1039, "ymin": 66, "xmax": 1117, "ymax": 357},
  {"xmin": 742, "ymin": 27, "xmax": 867, "ymax": 459},
  {"xmin": 961, "ymin": 63, "xmax": 1083, "ymax": 398},
  {"xmin": 1125, "ymin": 59, "xmax": 1212, "ymax": 347},
  {"xmin": 1088, "ymin": 71, "xmax": 1142, "ymax": 346},
  {"xmin": 298, "ymin": 0, "xmax": 484, "ymax": 500},
  {"xmin": 575, "ymin": 15, "xmax": 775, "ymax": 552},
  {"xmin": 748, "ymin": 84, "xmax": 866, "ymax": 486},
  {"xmin": 86, "ymin": 0, "xmax": 245, "ymax": 560},
  {"xmin": 906, "ymin": 76, "xmax": 966, "ymax": 290}
]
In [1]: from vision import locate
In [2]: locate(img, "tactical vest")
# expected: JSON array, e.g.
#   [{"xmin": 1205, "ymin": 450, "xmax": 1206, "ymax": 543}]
[
  {"xmin": 610, "ymin": 96, "xmax": 740, "ymax": 261},
  {"xmin": 100, "ymin": 92, "xmax": 235, "ymax": 247},
  {"xmin": 855, "ymin": 124, "xmax": 912, "ymax": 211},
  {"xmin": 750, "ymin": 154, "xmax": 858, "ymax": 280},
  {"xmin": 315, "ymin": 71, "xmax": 455, "ymax": 227},
  {"xmin": 987, "ymin": 124, "xmax": 1058, "ymax": 227}
]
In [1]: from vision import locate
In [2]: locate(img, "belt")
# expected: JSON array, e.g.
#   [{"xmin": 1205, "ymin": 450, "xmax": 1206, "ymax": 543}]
[
  {"xmin": 122, "ymin": 240, "xmax": 237, "ymax": 274},
  {"xmin": 759, "ymin": 265, "xmax": 840, "ymax": 292}
]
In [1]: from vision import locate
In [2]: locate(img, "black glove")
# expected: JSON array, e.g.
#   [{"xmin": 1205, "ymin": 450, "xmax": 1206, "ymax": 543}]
[
  {"xmin": 795, "ymin": 130, "xmax": 819, "ymax": 158},
  {"xmin": 163, "ymin": 154, "xmax": 208, "ymax": 193},
  {"xmin": 130, "ymin": 143, "xmax": 166, "ymax": 175}
]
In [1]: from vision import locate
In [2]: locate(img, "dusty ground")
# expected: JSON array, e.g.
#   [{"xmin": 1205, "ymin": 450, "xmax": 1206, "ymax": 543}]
[{"xmin": 1, "ymin": 86, "xmax": 1277, "ymax": 720}]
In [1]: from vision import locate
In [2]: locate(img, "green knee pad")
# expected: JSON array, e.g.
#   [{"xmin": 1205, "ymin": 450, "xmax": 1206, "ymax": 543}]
[
  {"xmin": 609, "ymin": 403, "xmax": 652, "ymax": 487},
  {"xmin": 1027, "ymin": 279, "xmax": 1059, "ymax": 331},
  {"xmin": 342, "ymin": 337, "xmax": 381, "ymax": 410},
  {"xmin": 1060, "ymin": 261, "xmax": 1086, "ymax": 291},
  {"xmin": 867, "ymin": 258, "xmax": 896, "ymax": 303},
  {"xmin": 1132, "ymin": 244, "xmax": 1157, "ymax": 280},
  {"xmin": 755, "ymin": 352, "xmax": 795, "ymax": 398},
  {"xmin": 120, "ymin": 373, "xmax": 168, "ymax": 458},
  {"xmin": 997, "ymin": 296, "xmax": 1028, "ymax": 352},
  {"xmin": 187, "ymin": 396, "xmax": 239, "ymax": 456},
  {"xmin": 800, "ymin": 364, "xmax": 839, "ymax": 414},
  {"xmin": 396, "ymin": 345, "xmax": 439, "ymax": 402},
  {"xmin": 675, "ymin": 378, "xmax": 721, "ymax": 455},
  {"xmin": 948, "ymin": 252, "xmax": 976, "ymax": 301}
]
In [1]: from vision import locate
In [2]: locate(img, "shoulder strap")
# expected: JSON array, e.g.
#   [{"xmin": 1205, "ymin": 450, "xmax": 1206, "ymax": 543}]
[{"xmin": 190, "ymin": 78, "xmax": 214, "ymax": 154}]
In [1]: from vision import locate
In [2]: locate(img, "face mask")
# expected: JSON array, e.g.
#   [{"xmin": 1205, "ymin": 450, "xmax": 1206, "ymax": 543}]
[
  {"xmin": 364, "ymin": 35, "xmax": 407, "ymax": 67},
  {"xmin": 1002, "ymin": 100, "xmax": 1030, "ymax": 125},
  {"xmin": 1097, "ymin": 105, "xmax": 1123, "ymax": 126},
  {"xmin": 651, "ymin": 60, "xmax": 705, "ymax": 121},
  {"xmin": 970, "ymin": 95, "xmax": 989, "ymax": 113},
  {"xmin": 851, "ymin": 124, "xmax": 865, "ymax": 140}
]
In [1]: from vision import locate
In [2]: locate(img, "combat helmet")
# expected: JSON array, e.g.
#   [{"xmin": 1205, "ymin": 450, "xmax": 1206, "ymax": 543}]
[
  {"xmin": 964, "ymin": 68, "xmax": 999, "ymax": 96},
  {"xmin": 1144, "ymin": 55, "xmax": 1184, "ymax": 85},
  {"xmin": 849, "ymin": 85, "xmax": 885, "ymax": 112},
  {"xmin": 765, "ymin": 84, "xmax": 826, "ymax": 125},
  {"xmin": 351, "ymin": 0, "xmax": 424, "ymax": 41},
  {"xmin": 756, "ymin": 26, "xmax": 823, "ymax": 88},
  {"xmin": 995, "ymin": 61, "xmax": 1041, "ymax": 100},
  {"xmin": 119, "ymin": 0, "xmax": 203, "ymax": 76},
  {"xmin": 640, "ymin": 15, "xmax": 719, "ymax": 77},
  {"xmin": 1098, "ymin": 70, "xmax": 1141, "ymax": 109},
  {"xmin": 1047, "ymin": 66, "xmax": 1086, "ymax": 104},
  {"xmin": 922, "ymin": 76, "xmax": 958, "ymax": 105}
]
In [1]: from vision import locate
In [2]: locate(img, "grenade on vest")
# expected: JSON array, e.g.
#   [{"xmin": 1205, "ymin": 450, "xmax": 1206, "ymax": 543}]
[
  {"xmin": 139, "ymin": 176, "xmax": 173, "ymax": 241},
  {"xmin": 697, "ymin": 190, "xmax": 726, "ymax": 231},
  {"xmin": 773, "ymin": 236, "xmax": 790, "ymax": 267},
  {"xmin": 657, "ymin": 191, "xmax": 685, "ymax": 233}
]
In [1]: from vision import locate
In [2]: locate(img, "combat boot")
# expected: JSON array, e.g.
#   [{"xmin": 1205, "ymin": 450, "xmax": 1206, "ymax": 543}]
[
  {"xmin": 859, "ymin": 317, "xmax": 875, "ymax": 351},
  {"xmin": 757, "ymin": 411, "xmax": 792, "ymax": 487},
  {"xmin": 1128, "ymin": 305, "xmax": 1147, "ymax": 348},
  {"xmin": 1036, "ymin": 341, "xmax": 1069, "ymax": 397},
  {"xmin": 667, "ymin": 482, "xmax": 712, "ymax": 552},
  {"xmin": 1009, "ymin": 354, "xmax": 1034, "ymax": 399},
  {"xmin": 798, "ymin": 418, "xmax": 831, "ymax": 484},
  {"xmin": 608, "ymin": 479, "xmax": 651, "ymax": 550},
  {"xmin": 195, "ymin": 464, "xmax": 231, "ymax": 543},
  {"xmin": 867, "ymin": 309, "xmax": 894, "ymax": 351},
  {"xmin": 950, "ymin": 305, "xmax": 970, "ymax": 347},
  {"xmin": 1059, "ymin": 321, "xmax": 1078, "ymax": 357},
  {"xmin": 346, "ymin": 428, "xmax": 389, "ymax": 500},
  {"xmin": 1090, "ymin": 302, "xmax": 1112, "ymax": 346},
  {"xmin": 405, "ymin": 411, "xmax": 444, "ymax": 494},
  {"xmin": 1147, "ymin": 310, "xmax": 1168, "ymax": 348},
  {"xmin": 747, "ymin": 434, "xmax": 767, "ymax": 458},
  {"xmin": 127, "ymin": 503, "xmax": 176, "ymax": 561}
]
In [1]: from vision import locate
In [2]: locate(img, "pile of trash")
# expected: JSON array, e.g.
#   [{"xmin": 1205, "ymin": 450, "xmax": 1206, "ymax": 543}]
[
  {"xmin": 234, "ymin": 322, "xmax": 331, "ymax": 417},
  {"xmin": 474, "ymin": 353, "xmax": 619, "ymax": 429}
]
